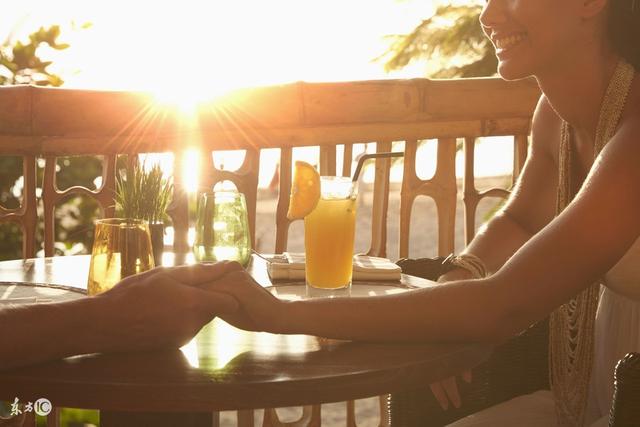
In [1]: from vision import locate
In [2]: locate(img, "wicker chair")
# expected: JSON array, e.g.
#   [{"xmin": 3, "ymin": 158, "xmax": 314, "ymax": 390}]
[{"xmin": 388, "ymin": 258, "xmax": 640, "ymax": 427}]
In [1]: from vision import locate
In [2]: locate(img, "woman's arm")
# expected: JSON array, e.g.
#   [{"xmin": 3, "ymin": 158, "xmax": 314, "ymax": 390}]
[
  {"xmin": 213, "ymin": 117, "xmax": 640, "ymax": 344},
  {"xmin": 446, "ymin": 95, "xmax": 560, "ymax": 278},
  {"xmin": 0, "ymin": 262, "xmax": 240, "ymax": 370},
  {"xmin": 423, "ymin": 94, "xmax": 562, "ymax": 410}
]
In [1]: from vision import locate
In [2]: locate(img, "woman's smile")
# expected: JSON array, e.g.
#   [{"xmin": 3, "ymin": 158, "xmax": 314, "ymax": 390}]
[{"xmin": 492, "ymin": 32, "xmax": 529, "ymax": 59}]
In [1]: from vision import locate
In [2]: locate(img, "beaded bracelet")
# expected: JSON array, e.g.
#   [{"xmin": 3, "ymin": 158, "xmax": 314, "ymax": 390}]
[{"xmin": 442, "ymin": 253, "xmax": 488, "ymax": 279}]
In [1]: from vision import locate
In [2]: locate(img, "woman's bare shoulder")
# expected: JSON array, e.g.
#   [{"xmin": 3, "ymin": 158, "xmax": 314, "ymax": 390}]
[
  {"xmin": 534, "ymin": 95, "xmax": 561, "ymax": 124},
  {"xmin": 532, "ymin": 96, "xmax": 562, "ymax": 134},
  {"xmin": 530, "ymin": 95, "xmax": 562, "ymax": 158}
]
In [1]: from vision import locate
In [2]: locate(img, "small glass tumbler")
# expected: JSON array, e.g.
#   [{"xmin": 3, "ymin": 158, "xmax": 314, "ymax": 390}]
[
  {"xmin": 87, "ymin": 218, "xmax": 155, "ymax": 296},
  {"xmin": 193, "ymin": 191, "xmax": 252, "ymax": 266}
]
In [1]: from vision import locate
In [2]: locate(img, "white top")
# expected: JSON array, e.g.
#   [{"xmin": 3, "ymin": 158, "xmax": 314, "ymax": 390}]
[
  {"xmin": 587, "ymin": 236, "xmax": 640, "ymax": 422},
  {"xmin": 604, "ymin": 236, "xmax": 640, "ymax": 299},
  {"xmin": 447, "ymin": 239, "xmax": 640, "ymax": 427}
]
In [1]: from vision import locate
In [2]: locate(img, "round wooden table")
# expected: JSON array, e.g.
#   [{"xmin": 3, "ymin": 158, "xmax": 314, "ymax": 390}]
[{"xmin": 0, "ymin": 254, "xmax": 492, "ymax": 426}]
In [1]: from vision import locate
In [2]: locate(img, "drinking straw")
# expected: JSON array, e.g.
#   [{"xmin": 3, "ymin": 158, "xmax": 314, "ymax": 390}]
[{"xmin": 352, "ymin": 152, "xmax": 404, "ymax": 182}]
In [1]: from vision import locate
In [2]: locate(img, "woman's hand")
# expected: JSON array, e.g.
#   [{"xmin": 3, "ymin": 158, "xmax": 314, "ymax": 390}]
[
  {"xmin": 93, "ymin": 261, "xmax": 243, "ymax": 353},
  {"xmin": 198, "ymin": 268, "xmax": 287, "ymax": 333},
  {"xmin": 428, "ymin": 368, "xmax": 472, "ymax": 410}
]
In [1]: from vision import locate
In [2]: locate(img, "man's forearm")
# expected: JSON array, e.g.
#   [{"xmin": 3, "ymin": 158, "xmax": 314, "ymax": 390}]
[{"xmin": 0, "ymin": 298, "xmax": 108, "ymax": 370}]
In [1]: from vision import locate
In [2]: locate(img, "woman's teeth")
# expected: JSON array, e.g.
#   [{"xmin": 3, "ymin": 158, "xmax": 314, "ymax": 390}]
[{"xmin": 495, "ymin": 34, "xmax": 526, "ymax": 50}]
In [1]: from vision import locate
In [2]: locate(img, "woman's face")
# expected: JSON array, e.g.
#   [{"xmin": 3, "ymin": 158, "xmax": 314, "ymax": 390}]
[{"xmin": 480, "ymin": 0, "xmax": 587, "ymax": 80}]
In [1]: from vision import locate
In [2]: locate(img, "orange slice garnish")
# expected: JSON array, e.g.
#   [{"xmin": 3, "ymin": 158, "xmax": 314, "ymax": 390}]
[{"xmin": 287, "ymin": 161, "xmax": 321, "ymax": 220}]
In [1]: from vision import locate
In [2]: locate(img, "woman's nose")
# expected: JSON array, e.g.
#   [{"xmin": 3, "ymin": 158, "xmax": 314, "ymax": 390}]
[{"xmin": 480, "ymin": 0, "xmax": 507, "ymax": 32}]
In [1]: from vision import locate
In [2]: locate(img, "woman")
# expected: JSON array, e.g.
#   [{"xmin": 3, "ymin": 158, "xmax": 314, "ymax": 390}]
[{"xmin": 210, "ymin": 0, "xmax": 640, "ymax": 425}]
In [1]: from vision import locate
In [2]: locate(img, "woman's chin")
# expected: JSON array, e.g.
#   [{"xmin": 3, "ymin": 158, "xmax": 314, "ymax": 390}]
[{"xmin": 496, "ymin": 60, "xmax": 533, "ymax": 81}]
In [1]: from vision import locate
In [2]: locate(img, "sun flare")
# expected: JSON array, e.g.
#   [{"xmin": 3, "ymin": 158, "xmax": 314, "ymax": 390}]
[
  {"xmin": 5, "ymin": 0, "xmax": 513, "ymax": 197},
  {"xmin": 151, "ymin": 81, "xmax": 236, "ymax": 117},
  {"xmin": 181, "ymin": 148, "xmax": 201, "ymax": 193}
]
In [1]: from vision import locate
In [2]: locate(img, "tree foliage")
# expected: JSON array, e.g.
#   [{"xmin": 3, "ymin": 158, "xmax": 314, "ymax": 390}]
[
  {"xmin": 379, "ymin": 3, "xmax": 497, "ymax": 78},
  {"xmin": 0, "ymin": 25, "xmax": 101, "ymax": 260},
  {"xmin": 0, "ymin": 25, "xmax": 69, "ymax": 86}
]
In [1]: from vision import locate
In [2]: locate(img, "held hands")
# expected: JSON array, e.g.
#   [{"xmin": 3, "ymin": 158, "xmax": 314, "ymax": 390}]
[
  {"xmin": 96, "ymin": 259, "xmax": 473, "ymax": 413},
  {"xmin": 94, "ymin": 261, "xmax": 243, "ymax": 353},
  {"xmin": 198, "ymin": 267, "xmax": 286, "ymax": 334}
]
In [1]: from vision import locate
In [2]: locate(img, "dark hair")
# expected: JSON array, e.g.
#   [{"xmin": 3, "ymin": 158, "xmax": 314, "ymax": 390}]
[{"xmin": 608, "ymin": 0, "xmax": 640, "ymax": 70}]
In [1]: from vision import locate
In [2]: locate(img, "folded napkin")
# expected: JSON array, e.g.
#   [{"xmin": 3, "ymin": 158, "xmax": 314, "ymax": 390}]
[{"xmin": 266, "ymin": 253, "xmax": 401, "ymax": 282}]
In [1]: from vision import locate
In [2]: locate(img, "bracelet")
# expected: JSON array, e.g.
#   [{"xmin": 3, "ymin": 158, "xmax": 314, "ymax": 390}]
[{"xmin": 442, "ymin": 253, "xmax": 488, "ymax": 279}]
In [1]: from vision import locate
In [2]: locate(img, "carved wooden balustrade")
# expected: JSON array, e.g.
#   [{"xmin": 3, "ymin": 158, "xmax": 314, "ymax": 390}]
[{"xmin": 0, "ymin": 78, "xmax": 540, "ymax": 426}]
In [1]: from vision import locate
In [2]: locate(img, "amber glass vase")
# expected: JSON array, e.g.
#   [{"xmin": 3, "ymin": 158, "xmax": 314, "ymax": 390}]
[{"xmin": 87, "ymin": 218, "xmax": 154, "ymax": 296}]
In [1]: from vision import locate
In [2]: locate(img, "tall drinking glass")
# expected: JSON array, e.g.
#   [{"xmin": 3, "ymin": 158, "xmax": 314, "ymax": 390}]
[
  {"xmin": 193, "ymin": 191, "xmax": 252, "ymax": 266},
  {"xmin": 304, "ymin": 177, "xmax": 357, "ymax": 290},
  {"xmin": 87, "ymin": 218, "xmax": 155, "ymax": 296}
]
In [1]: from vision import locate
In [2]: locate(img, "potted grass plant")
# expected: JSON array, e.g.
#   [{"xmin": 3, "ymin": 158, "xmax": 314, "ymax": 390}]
[{"xmin": 115, "ymin": 160, "xmax": 173, "ymax": 265}]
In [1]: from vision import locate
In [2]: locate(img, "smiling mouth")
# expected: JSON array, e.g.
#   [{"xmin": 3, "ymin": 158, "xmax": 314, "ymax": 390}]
[{"xmin": 494, "ymin": 33, "xmax": 527, "ymax": 52}]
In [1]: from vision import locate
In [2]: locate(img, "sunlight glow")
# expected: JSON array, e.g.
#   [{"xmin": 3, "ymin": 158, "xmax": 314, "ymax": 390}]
[
  {"xmin": 4, "ymin": 0, "xmax": 512, "ymax": 192},
  {"xmin": 139, "ymin": 152, "xmax": 174, "ymax": 176},
  {"xmin": 152, "ymin": 91, "xmax": 200, "ymax": 117},
  {"xmin": 253, "ymin": 333, "xmax": 313, "ymax": 357},
  {"xmin": 182, "ymin": 148, "xmax": 201, "ymax": 193},
  {"xmin": 180, "ymin": 338, "xmax": 200, "ymax": 368},
  {"xmin": 152, "ymin": 83, "xmax": 231, "ymax": 117},
  {"xmin": 210, "ymin": 321, "xmax": 249, "ymax": 370},
  {"xmin": 9, "ymin": 0, "xmax": 437, "ymax": 93},
  {"xmin": 212, "ymin": 150, "xmax": 245, "ymax": 172}
]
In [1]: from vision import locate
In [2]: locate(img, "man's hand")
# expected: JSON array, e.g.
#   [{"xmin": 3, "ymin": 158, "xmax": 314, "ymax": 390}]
[
  {"xmin": 0, "ymin": 261, "xmax": 245, "ymax": 370},
  {"xmin": 94, "ymin": 261, "xmax": 243, "ymax": 353}
]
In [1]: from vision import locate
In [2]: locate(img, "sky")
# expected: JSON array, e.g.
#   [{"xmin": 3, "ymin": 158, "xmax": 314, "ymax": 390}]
[
  {"xmin": 2, "ymin": 0, "xmax": 438, "ymax": 93},
  {"xmin": 1, "ymin": 0, "xmax": 511, "ymax": 183}
]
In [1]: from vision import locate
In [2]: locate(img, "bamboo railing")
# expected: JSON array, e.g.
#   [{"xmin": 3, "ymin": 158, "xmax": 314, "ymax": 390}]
[
  {"xmin": 0, "ymin": 77, "xmax": 540, "ymax": 426},
  {"xmin": 0, "ymin": 78, "xmax": 539, "ymax": 259}
]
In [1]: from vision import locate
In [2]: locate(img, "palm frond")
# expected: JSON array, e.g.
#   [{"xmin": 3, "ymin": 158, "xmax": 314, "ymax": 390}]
[{"xmin": 378, "ymin": 4, "xmax": 496, "ymax": 78}]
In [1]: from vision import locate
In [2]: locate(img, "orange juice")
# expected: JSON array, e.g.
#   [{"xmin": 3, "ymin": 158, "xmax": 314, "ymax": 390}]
[{"xmin": 304, "ymin": 177, "xmax": 357, "ymax": 289}]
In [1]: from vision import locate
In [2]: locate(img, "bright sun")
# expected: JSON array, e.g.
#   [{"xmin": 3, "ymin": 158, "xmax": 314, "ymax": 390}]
[
  {"xmin": 12, "ymin": 0, "xmax": 462, "ymax": 192},
  {"xmin": 44, "ymin": 0, "xmax": 436, "ymax": 95}
]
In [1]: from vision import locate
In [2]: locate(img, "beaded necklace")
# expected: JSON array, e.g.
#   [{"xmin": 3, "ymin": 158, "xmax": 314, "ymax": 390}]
[{"xmin": 550, "ymin": 59, "xmax": 635, "ymax": 426}]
